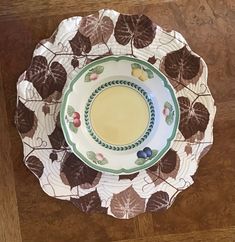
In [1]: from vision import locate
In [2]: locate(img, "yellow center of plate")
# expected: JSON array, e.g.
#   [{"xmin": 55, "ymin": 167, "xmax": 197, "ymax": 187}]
[{"xmin": 90, "ymin": 86, "xmax": 149, "ymax": 145}]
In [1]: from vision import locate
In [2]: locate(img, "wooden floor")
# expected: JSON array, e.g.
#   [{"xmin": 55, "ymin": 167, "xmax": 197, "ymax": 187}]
[{"xmin": 0, "ymin": 0, "xmax": 235, "ymax": 241}]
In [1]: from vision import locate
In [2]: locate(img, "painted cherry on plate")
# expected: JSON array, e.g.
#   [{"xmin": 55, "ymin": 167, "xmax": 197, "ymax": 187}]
[
  {"xmin": 163, "ymin": 107, "xmax": 170, "ymax": 116},
  {"xmin": 73, "ymin": 112, "xmax": 81, "ymax": 128},
  {"xmin": 73, "ymin": 112, "xmax": 80, "ymax": 119},
  {"xmin": 90, "ymin": 73, "xmax": 98, "ymax": 80}
]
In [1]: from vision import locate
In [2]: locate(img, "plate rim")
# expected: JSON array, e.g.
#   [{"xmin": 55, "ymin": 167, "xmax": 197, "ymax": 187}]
[{"xmin": 60, "ymin": 55, "xmax": 180, "ymax": 174}]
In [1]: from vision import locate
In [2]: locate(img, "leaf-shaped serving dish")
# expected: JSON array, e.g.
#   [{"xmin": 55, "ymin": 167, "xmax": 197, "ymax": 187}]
[
  {"xmin": 15, "ymin": 9, "xmax": 216, "ymax": 219},
  {"xmin": 60, "ymin": 56, "xmax": 179, "ymax": 174}
]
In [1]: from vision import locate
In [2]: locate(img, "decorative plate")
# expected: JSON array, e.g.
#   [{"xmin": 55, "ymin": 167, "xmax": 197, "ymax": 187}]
[
  {"xmin": 15, "ymin": 9, "xmax": 216, "ymax": 219},
  {"xmin": 61, "ymin": 56, "xmax": 179, "ymax": 174}
]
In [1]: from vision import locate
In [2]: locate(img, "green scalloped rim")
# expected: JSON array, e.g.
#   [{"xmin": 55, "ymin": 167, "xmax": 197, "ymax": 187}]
[
  {"xmin": 60, "ymin": 56, "xmax": 180, "ymax": 174},
  {"xmin": 84, "ymin": 80, "xmax": 155, "ymax": 150}
]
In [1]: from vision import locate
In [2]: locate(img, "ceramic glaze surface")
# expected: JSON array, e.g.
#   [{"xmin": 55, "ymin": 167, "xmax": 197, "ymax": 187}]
[
  {"xmin": 90, "ymin": 85, "xmax": 150, "ymax": 145},
  {"xmin": 61, "ymin": 56, "xmax": 179, "ymax": 174}
]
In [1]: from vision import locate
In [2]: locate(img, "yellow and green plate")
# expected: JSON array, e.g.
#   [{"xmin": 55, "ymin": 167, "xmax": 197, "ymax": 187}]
[{"xmin": 60, "ymin": 56, "xmax": 179, "ymax": 174}]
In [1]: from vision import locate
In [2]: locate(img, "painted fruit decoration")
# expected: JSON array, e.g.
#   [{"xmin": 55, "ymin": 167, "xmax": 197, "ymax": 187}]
[
  {"xmin": 131, "ymin": 63, "xmax": 154, "ymax": 81},
  {"xmin": 163, "ymin": 102, "xmax": 174, "ymax": 125},
  {"xmin": 84, "ymin": 65, "xmax": 104, "ymax": 82},
  {"xmin": 135, "ymin": 147, "xmax": 158, "ymax": 165},
  {"xmin": 73, "ymin": 112, "xmax": 81, "ymax": 128},
  {"xmin": 66, "ymin": 105, "xmax": 81, "ymax": 133},
  {"xmin": 86, "ymin": 151, "xmax": 108, "ymax": 165}
]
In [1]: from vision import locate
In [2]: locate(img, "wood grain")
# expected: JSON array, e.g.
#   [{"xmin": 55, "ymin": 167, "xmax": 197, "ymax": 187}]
[
  {"xmin": 0, "ymin": 0, "xmax": 171, "ymax": 21},
  {"xmin": 116, "ymin": 227, "xmax": 235, "ymax": 242},
  {"xmin": 0, "ymin": 0, "xmax": 235, "ymax": 241},
  {"xmin": 133, "ymin": 213, "xmax": 154, "ymax": 238},
  {"xmin": 0, "ymin": 67, "xmax": 22, "ymax": 242}
]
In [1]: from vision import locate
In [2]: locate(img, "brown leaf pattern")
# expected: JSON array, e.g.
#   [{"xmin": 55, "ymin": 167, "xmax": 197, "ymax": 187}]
[
  {"xmin": 25, "ymin": 156, "xmax": 44, "ymax": 178},
  {"xmin": 147, "ymin": 149, "xmax": 180, "ymax": 186},
  {"xmin": 15, "ymin": 100, "xmax": 37, "ymax": 138},
  {"xmin": 160, "ymin": 46, "xmax": 202, "ymax": 91},
  {"xmin": 188, "ymin": 131, "xmax": 205, "ymax": 143},
  {"xmin": 79, "ymin": 13, "xmax": 114, "ymax": 45},
  {"xmin": 26, "ymin": 56, "xmax": 67, "ymax": 99},
  {"xmin": 119, "ymin": 173, "xmax": 139, "ymax": 181},
  {"xmin": 42, "ymin": 104, "xmax": 50, "ymax": 115},
  {"xmin": 80, "ymin": 172, "xmax": 102, "ymax": 189},
  {"xmin": 71, "ymin": 190, "xmax": 107, "ymax": 213},
  {"xmin": 178, "ymin": 96, "xmax": 210, "ymax": 139},
  {"xmin": 60, "ymin": 153, "xmax": 99, "ymax": 189},
  {"xmin": 49, "ymin": 152, "xmax": 58, "ymax": 162},
  {"xmin": 185, "ymin": 143, "xmax": 193, "ymax": 156},
  {"xmin": 148, "ymin": 55, "xmax": 157, "ymax": 64},
  {"xmin": 159, "ymin": 149, "xmax": 177, "ymax": 174},
  {"xmin": 85, "ymin": 50, "xmax": 113, "ymax": 64},
  {"xmin": 45, "ymin": 91, "xmax": 62, "ymax": 103},
  {"xmin": 110, "ymin": 186, "xmax": 145, "ymax": 219},
  {"xmin": 146, "ymin": 191, "xmax": 169, "ymax": 212},
  {"xmin": 69, "ymin": 31, "xmax": 91, "ymax": 56},
  {"xmin": 48, "ymin": 126, "xmax": 67, "ymax": 150},
  {"xmin": 16, "ymin": 100, "xmax": 34, "ymax": 134},
  {"xmin": 71, "ymin": 57, "xmax": 79, "ymax": 69},
  {"xmin": 114, "ymin": 14, "xmax": 156, "ymax": 49}
]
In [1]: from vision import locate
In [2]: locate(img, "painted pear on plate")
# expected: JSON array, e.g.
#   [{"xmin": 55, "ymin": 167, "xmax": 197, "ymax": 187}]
[
  {"xmin": 139, "ymin": 70, "xmax": 148, "ymax": 81},
  {"xmin": 132, "ymin": 68, "xmax": 148, "ymax": 81},
  {"xmin": 131, "ymin": 68, "xmax": 143, "ymax": 78}
]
